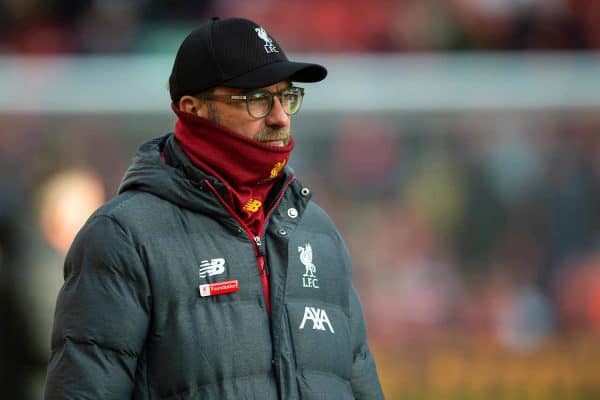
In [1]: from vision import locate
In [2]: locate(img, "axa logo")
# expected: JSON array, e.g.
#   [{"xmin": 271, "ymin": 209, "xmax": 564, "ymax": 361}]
[
  {"xmin": 298, "ymin": 243, "xmax": 319, "ymax": 288},
  {"xmin": 255, "ymin": 27, "xmax": 279, "ymax": 54},
  {"xmin": 299, "ymin": 306, "xmax": 335, "ymax": 334},
  {"xmin": 199, "ymin": 258, "xmax": 225, "ymax": 278}
]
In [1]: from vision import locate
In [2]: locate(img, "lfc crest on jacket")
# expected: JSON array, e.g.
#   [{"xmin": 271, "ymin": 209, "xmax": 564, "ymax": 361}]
[{"xmin": 298, "ymin": 243, "xmax": 319, "ymax": 288}]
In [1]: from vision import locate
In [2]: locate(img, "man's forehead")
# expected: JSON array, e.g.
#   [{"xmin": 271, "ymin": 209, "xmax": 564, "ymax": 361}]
[{"xmin": 218, "ymin": 80, "xmax": 292, "ymax": 93}]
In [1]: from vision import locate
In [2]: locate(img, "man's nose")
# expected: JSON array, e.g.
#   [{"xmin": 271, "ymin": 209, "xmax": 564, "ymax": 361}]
[{"xmin": 265, "ymin": 96, "xmax": 289, "ymax": 128}]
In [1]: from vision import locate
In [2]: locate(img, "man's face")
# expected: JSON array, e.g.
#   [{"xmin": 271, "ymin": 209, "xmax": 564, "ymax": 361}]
[{"xmin": 200, "ymin": 81, "xmax": 292, "ymax": 147}]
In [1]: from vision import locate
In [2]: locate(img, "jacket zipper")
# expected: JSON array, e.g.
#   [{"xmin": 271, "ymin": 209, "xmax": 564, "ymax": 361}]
[
  {"xmin": 253, "ymin": 236, "xmax": 270, "ymax": 314},
  {"xmin": 204, "ymin": 177, "xmax": 295, "ymax": 315},
  {"xmin": 254, "ymin": 176, "xmax": 296, "ymax": 314},
  {"xmin": 263, "ymin": 176, "xmax": 296, "ymax": 230}
]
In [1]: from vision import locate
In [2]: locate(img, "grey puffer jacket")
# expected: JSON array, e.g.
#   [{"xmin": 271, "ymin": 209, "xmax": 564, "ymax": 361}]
[{"xmin": 44, "ymin": 134, "xmax": 384, "ymax": 399}]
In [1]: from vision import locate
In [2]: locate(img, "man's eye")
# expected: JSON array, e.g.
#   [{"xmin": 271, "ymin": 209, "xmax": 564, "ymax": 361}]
[{"xmin": 283, "ymin": 92, "xmax": 298, "ymax": 101}]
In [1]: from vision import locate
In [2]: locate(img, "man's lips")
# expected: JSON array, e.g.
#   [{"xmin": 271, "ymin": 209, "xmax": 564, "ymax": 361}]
[
  {"xmin": 257, "ymin": 136, "xmax": 288, "ymax": 146},
  {"xmin": 263, "ymin": 140, "xmax": 285, "ymax": 147}
]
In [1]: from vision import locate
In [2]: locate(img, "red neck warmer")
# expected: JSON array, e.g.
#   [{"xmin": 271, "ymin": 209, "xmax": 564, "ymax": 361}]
[{"xmin": 172, "ymin": 105, "xmax": 293, "ymax": 236}]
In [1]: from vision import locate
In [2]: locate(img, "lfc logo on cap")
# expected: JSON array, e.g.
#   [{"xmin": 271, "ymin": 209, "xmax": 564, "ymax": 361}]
[{"xmin": 255, "ymin": 27, "xmax": 279, "ymax": 54}]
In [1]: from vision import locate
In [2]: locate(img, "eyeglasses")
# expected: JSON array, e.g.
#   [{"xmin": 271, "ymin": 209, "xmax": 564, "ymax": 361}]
[{"xmin": 199, "ymin": 86, "xmax": 305, "ymax": 119}]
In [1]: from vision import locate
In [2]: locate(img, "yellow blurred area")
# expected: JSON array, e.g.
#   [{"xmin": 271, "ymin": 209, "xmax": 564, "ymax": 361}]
[{"xmin": 375, "ymin": 334, "xmax": 600, "ymax": 399}]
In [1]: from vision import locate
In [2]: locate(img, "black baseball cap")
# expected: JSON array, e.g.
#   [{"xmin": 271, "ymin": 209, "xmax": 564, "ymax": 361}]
[{"xmin": 169, "ymin": 17, "xmax": 328, "ymax": 103}]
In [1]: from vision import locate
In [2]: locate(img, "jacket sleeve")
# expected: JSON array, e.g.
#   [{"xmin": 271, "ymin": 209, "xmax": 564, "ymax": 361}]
[
  {"xmin": 44, "ymin": 215, "xmax": 151, "ymax": 399},
  {"xmin": 349, "ymin": 285, "xmax": 384, "ymax": 399},
  {"xmin": 336, "ymin": 234, "xmax": 384, "ymax": 399}
]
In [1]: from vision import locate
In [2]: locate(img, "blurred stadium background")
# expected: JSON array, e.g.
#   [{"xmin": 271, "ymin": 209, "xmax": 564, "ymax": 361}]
[{"xmin": 2, "ymin": 0, "xmax": 600, "ymax": 399}]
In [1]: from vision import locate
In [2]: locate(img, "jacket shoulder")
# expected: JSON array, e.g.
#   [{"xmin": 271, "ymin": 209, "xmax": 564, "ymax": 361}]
[
  {"xmin": 300, "ymin": 200, "xmax": 340, "ymax": 236},
  {"xmin": 88, "ymin": 190, "xmax": 171, "ymax": 232},
  {"xmin": 95, "ymin": 189, "xmax": 164, "ymax": 218}
]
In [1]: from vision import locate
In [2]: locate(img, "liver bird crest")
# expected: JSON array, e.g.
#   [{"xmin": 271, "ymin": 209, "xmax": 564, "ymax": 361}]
[
  {"xmin": 255, "ymin": 27, "xmax": 272, "ymax": 45},
  {"xmin": 254, "ymin": 27, "xmax": 279, "ymax": 53},
  {"xmin": 298, "ymin": 244, "xmax": 316, "ymax": 277}
]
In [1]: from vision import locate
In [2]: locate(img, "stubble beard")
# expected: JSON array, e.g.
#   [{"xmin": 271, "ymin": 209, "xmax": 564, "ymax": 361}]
[
  {"xmin": 207, "ymin": 101, "xmax": 290, "ymax": 146},
  {"xmin": 253, "ymin": 126, "xmax": 290, "ymax": 146},
  {"xmin": 207, "ymin": 101, "xmax": 221, "ymax": 125}
]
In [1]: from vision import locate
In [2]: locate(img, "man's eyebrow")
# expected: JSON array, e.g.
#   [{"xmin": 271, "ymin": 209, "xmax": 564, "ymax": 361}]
[{"xmin": 252, "ymin": 82, "xmax": 292, "ymax": 93}]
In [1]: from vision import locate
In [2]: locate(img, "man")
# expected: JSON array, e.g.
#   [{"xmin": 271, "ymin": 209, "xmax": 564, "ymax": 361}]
[{"xmin": 44, "ymin": 17, "xmax": 383, "ymax": 399}]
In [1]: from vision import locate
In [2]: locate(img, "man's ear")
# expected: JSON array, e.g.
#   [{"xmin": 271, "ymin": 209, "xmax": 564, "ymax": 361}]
[{"xmin": 178, "ymin": 96, "xmax": 208, "ymax": 117}]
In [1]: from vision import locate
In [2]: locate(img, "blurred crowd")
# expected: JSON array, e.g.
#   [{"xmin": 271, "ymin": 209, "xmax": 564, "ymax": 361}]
[
  {"xmin": 1, "ymin": 0, "xmax": 600, "ymax": 53},
  {"xmin": 290, "ymin": 111, "xmax": 600, "ymax": 351}
]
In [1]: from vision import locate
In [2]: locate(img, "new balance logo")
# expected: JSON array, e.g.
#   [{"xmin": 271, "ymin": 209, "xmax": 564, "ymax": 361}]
[
  {"xmin": 199, "ymin": 258, "xmax": 225, "ymax": 278},
  {"xmin": 243, "ymin": 199, "xmax": 262, "ymax": 213},
  {"xmin": 299, "ymin": 306, "xmax": 335, "ymax": 334}
]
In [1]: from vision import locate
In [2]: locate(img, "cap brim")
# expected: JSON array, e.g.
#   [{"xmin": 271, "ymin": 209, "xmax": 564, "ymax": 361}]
[{"xmin": 223, "ymin": 60, "xmax": 327, "ymax": 89}]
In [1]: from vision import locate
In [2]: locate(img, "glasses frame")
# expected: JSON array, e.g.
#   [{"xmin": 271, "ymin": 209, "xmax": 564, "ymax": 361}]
[{"xmin": 199, "ymin": 86, "xmax": 305, "ymax": 119}]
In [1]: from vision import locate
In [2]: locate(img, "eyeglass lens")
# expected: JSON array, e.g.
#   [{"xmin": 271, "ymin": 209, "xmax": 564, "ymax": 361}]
[{"xmin": 247, "ymin": 88, "xmax": 303, "ymax": 118}]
